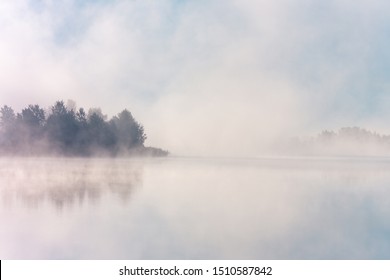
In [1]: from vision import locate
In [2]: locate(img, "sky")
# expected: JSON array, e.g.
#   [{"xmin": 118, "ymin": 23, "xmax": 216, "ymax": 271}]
[{"xmin": 1, "ymin": 0, "xmax": 390, "ymax": 156}]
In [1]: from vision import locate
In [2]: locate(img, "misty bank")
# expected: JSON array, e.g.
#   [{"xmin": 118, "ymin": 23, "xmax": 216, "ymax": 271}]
[
  {"xmin": 0, "ymin": 101, "xmax": 168, "ymax": 157},
  {"xmin": 281, "ymin": 127, "xmax": 390, "ymax": 157}
]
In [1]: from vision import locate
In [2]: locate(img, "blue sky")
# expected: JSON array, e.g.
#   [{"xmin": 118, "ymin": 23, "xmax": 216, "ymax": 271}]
[{"xmin": 1, "ymin": 0, "xmax": 390, "ymax": 156}]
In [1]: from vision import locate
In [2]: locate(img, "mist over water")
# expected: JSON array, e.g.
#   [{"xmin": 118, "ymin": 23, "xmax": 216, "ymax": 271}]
[
  {"xmin": 1, "ymin": 156, "xmax": 390, "ymax": 259},
  {"xmin": 2, "ymin": 0, "xmax": 390, "ymax": 262},
  {"xmin": 0, "ymin": 158, "xmax": 142, "ymax": 209}
]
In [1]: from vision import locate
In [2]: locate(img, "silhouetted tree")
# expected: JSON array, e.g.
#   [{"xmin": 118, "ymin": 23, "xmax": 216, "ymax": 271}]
[
  {"xmin": 112, "ymin": 109, "xmax": 146, "ymax": 149},
  {"xmin": 0, "ymin": 100, "xmax": 167, "ymax": 156},
  {"xmin": 0, "ymin": 105, "xmax": 17, "ymax": 153},
  {"xmin": 76, "ymin": 108, "xmax": 87, "ymax": 124},
  {"xmin": 0, "ymin": 105, "xmax": 16, "ymax": 125},
  {"xmin": 87, "ymin": 111, "xmax": 116, "ymax": 152},
  {"xmin": 46, "ymin": 101, "xmax": 79, "ymax": 153},
  {"xmin": 15, "ymin": 105, "xmax": 47, "ymax": 153},
  {"xmin": 19, "ymin": 105, "xmax": 45, "ymax": 127}
]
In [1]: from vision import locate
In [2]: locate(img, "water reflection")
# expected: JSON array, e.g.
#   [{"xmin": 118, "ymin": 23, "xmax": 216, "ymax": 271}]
[
  {"xmin": 1, "ymin": 157, "xmax": 390, "ymax": 259},
  {"xmin": 136, "ymin": 158, "xmax": 390, "ymax": 259},
  {"xmin": 0, "ymin": 158, "xmax": 142, "ymax": 210}
]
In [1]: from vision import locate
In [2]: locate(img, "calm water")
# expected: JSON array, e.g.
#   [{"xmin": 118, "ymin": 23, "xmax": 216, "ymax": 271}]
[{"xmin": 1, "ymin": 156, "xmax": 390, "ymax": 259}]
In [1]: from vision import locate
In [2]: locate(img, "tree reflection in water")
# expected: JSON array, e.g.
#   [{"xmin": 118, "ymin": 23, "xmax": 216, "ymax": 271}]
[{"xmin": 0, "ymin": 157, "xmax": 143, "ymax": 210}]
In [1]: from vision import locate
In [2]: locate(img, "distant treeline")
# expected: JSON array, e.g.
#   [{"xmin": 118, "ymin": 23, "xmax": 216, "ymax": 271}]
[
  {"xmin": 313, "ymin": 127, "xmax": 390, "ymax": 144},
  {"xmin": 287, "ymin": 127, "xmax": 390, "ymax": 156},
  {"xmin": 0, "ymin": 101, "xmax": 168, "ymax": 157}
]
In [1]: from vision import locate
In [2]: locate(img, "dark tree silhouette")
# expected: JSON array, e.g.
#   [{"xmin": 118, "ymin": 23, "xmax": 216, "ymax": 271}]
[
  {"xmin": 87, "ymin": 111, "xmax": 116, "ymax": 153},
  {"xmin": 0, "ymin": 105, "xmax": 16, "ymax": 125},
  {"xmin": 0, "ymin": 100, "xmax": 168, "ymax": 157},
  {"xmin": 19, "ymin": 105, "xmax": 45, "ymax": 127},
  {"xmin": 0, "ymin": 105, "xmax": 17, "ymax": 153},
  {"xmin": 46, "ymin": 101, "xmax": 80, "ymax": 153},
  {"xmin": 112, "ymin": 109, "xmax": 146, "ymax": 149}
]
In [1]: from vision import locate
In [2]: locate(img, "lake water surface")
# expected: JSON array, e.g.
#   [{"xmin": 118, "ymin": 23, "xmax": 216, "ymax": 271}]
[{"xmin": 1, "ymin": 156, "xmax": 390, "ymax": 259}]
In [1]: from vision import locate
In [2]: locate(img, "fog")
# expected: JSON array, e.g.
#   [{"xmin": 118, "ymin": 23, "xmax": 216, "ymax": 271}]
[
  {"xmin": 1, "ymin": 1, "xmax": 390, "ymax": 157},
  {"xmin": 1, "ymin": 157, "xmax": 390, "ymax": 259},
  {"xmin": 0, "ymin": 157, "xmax": 142, "ymax": 209},
  {"xmin": 3, "ymin": 1, "xmax": 390, "ymax": 261}
]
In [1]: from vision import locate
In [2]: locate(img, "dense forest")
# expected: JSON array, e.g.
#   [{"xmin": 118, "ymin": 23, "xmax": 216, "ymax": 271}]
[{"xmin": 0, "ymin": 101, "xmax": 168, "ymax": 157}]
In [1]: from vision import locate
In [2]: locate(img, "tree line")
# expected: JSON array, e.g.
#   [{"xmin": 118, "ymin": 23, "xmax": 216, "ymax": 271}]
[
  {"xmin": 286, "ymin": 126, "xmax": 390, "ymax": 156},
  {"xmin": 0, "ymin": 101, "xmax": 168, "ymax": 156},
  {"xmin": 315, "ymin": 127, "xmax": 390, "ymax": 144}
]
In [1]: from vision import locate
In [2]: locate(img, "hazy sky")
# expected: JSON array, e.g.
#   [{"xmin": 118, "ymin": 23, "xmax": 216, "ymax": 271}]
[{"xmin": 1, "ymin": 0, "xmax": 390, "ymax": 156}]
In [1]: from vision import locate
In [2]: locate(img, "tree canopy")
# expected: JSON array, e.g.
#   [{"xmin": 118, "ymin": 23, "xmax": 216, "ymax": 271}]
[{"xmin": 0, "ymin": 101, "xmax": 168, "ymax": 157}]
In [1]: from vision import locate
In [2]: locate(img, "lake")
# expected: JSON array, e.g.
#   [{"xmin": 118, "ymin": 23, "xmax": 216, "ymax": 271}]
[{"xmin": 1, "ymin": 156, "xmax": 390, "ymax": 259}]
